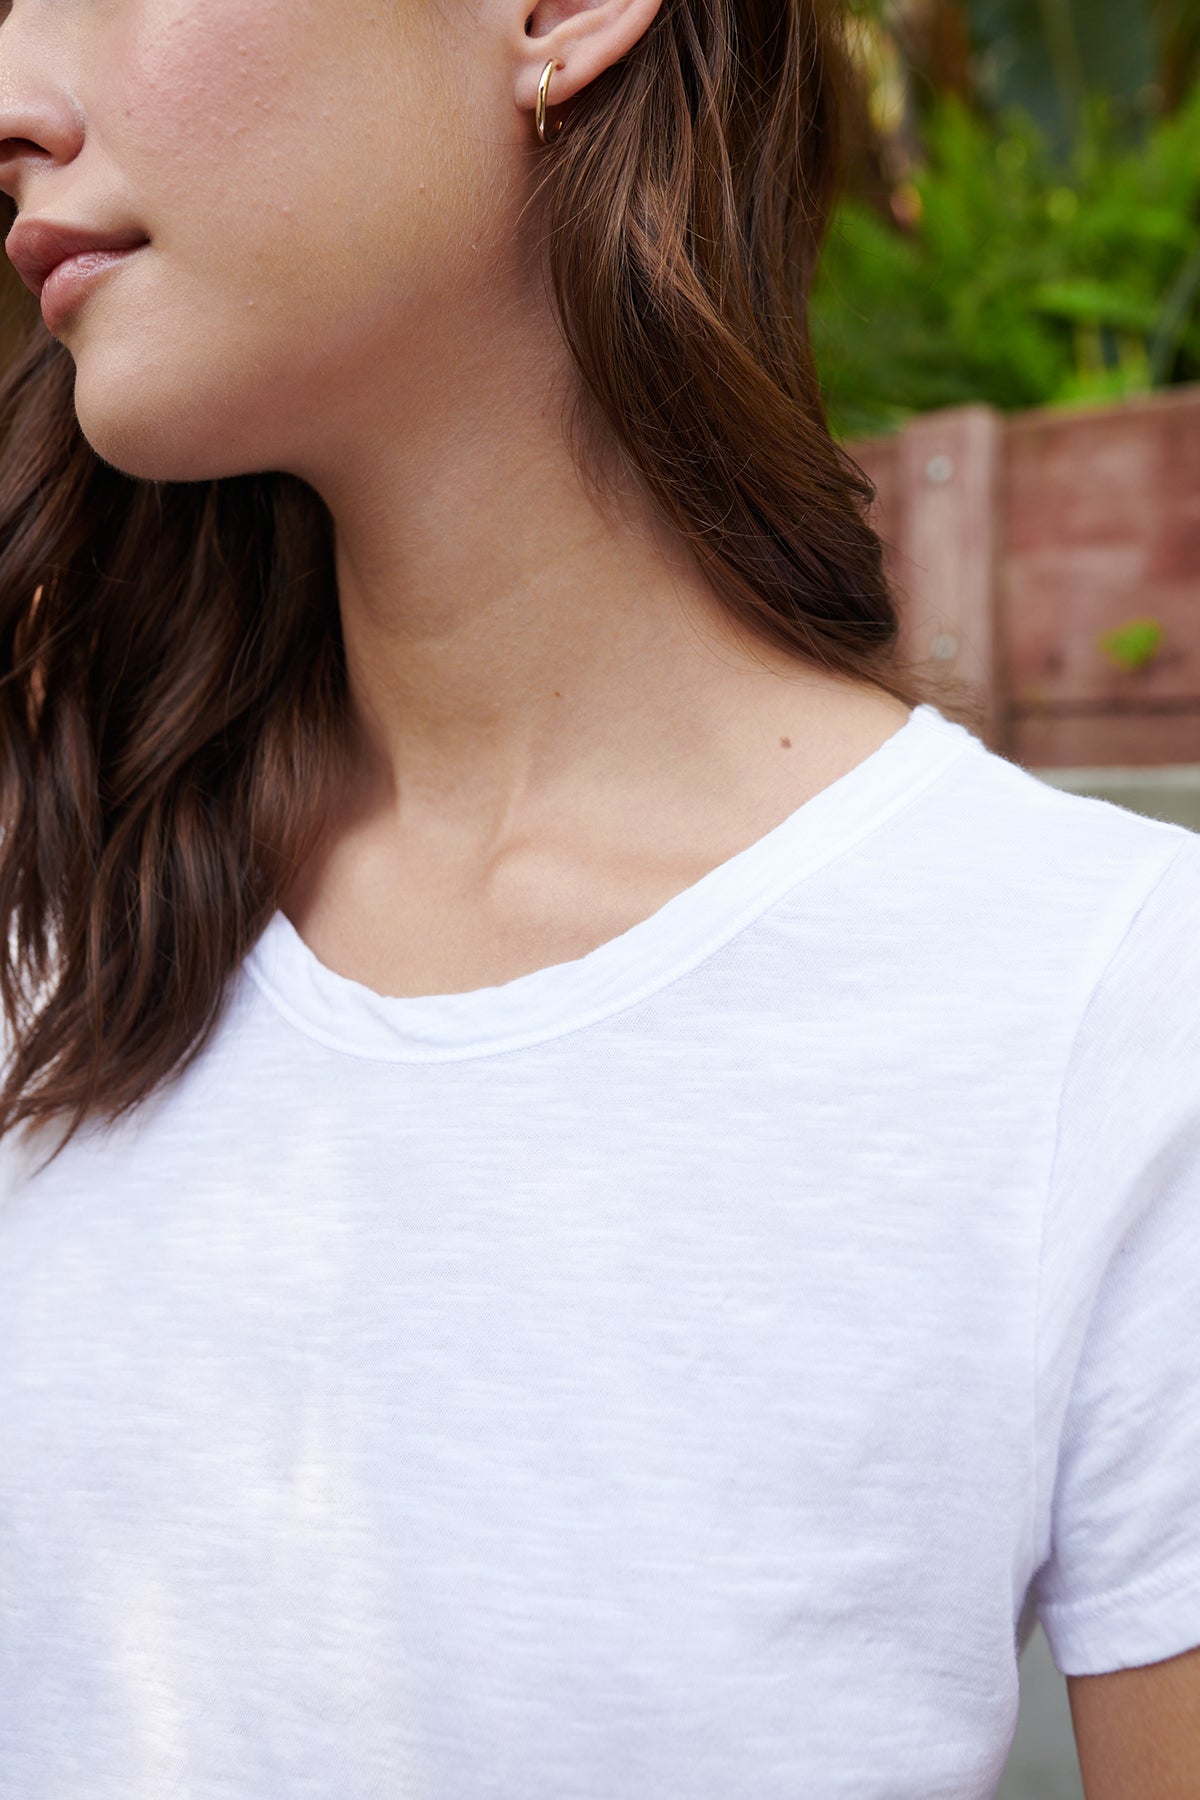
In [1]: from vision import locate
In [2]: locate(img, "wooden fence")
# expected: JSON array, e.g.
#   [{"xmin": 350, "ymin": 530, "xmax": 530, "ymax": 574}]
[{"xmin": 847, "ymin": 383, "xmax": 1200, "ymax": 769}]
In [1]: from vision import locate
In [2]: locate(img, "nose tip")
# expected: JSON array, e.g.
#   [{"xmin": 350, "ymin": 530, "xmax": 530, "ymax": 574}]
[{"xmin": 0, "ymin": 80, "xmax": 87, "ymax": 206}]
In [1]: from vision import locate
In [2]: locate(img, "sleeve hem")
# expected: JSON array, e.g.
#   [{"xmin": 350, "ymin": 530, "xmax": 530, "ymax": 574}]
[{"xmin": 1038, "ymin": 1552, "xmax": 1200, "ymax": 1676}]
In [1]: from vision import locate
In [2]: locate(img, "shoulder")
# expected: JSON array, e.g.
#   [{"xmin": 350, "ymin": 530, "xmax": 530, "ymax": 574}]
[{"xmin": 920, "ymin": 717, "xmax": 1199, "ymax": 926}]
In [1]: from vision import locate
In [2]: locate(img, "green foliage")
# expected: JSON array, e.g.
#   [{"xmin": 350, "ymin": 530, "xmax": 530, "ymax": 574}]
[
  {"xmin": 811, "ymin": 83, "xmax": 1200, "ymax": 440},
  {"xmin": 966, "ymin": 0, "xmax": 1156, "ymax": 157},
  {"xmin": 1097, "ymin": 617, "xmax": 1166, "ymax": 672}
]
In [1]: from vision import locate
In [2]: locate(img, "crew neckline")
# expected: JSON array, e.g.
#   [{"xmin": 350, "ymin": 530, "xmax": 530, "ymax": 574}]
[{"xmin": 243, "ymin": 702, "xmax": 979, "ymax": 1063}]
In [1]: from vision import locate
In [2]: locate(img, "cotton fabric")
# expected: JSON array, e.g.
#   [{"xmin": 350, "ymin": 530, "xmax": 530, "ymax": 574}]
[{"xmin": 1, "ymin": 700, "xmax": 1198, "ymax": 1799}]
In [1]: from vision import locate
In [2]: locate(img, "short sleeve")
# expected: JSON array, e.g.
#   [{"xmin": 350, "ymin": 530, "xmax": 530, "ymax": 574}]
[{"xmin": 1031, "ymin": 829, "xmax": 1200, "ymax": 1677}]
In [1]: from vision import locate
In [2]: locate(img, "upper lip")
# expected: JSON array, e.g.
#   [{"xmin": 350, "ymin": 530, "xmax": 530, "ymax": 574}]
[{"xmin": 4, "ymin": 217, "xmax": 150, "ymax": 299}]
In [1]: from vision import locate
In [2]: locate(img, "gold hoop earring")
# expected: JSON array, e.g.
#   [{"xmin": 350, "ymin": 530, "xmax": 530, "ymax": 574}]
[{"xmin": 536, "ymin": 59, "xmax": 565, "ymax": 144}]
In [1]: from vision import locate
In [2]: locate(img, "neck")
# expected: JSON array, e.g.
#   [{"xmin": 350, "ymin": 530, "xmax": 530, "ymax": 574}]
[{"xmin": 294, "ymin": 321, "xmax": 846, "ymax": 850}]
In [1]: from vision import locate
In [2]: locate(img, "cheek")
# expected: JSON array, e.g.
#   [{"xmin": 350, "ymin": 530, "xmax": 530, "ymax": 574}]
[
  {"xmin": 68, "ymin": 0, "xmax": 498, "ymax": 480},
  {"xmin": 119, "ymin": 0, "xmax": 305, "ymax": 218},
  {"xmin": 120, "ymin": 1, "xmax": 492, "ymax": 237},
  {"xmin": 64, "ymin": 3, "xmax": 322, "ymax": 472},
  {"xmin": 115, "ymin": 0, "xmax": 421, "ymax": 302}
]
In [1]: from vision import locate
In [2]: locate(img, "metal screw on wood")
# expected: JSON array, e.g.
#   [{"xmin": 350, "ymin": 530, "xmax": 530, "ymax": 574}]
[
  {"xmin": 926, "ymin": 455, "xmax": 955, "ymax": 485},
  {"xmin": 932, "ymin": 633, "xmax": 958, "ymax": 661}
]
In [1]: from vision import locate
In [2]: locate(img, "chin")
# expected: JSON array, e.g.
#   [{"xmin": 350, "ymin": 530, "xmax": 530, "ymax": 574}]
[{"xmin": 70, "ymin": 368, "xmax": 260, "ymax": 486}]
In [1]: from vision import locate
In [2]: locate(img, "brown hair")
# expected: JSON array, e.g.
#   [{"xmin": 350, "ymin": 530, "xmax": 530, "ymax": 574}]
[{"xmin": 0, "ymin": 0, "xmax": 980, "ymax": 1165}]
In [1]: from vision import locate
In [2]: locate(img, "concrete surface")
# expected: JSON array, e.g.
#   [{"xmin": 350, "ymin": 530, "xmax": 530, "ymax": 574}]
[{"xmin": 1030, "ymin": 763, "xmax": 1200, "ymax": 834}]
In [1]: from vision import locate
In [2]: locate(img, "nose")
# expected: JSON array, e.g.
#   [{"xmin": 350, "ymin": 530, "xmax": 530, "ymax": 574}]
[{"xmin": 0, "ymin": 47, "xmax": 85, "ymax": 208}]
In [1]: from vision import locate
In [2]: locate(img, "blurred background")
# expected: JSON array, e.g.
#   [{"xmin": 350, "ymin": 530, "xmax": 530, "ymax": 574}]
[
  {"xmin": 807, "ymin": 0, "xmax": 1199, "ymax": 835},
  {"xmin": 816, "ymin": 0, "xmax": 1200, "ymax": 438}
]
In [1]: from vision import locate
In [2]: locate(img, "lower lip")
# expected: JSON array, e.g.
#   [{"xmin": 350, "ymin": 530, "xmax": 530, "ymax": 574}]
[{"xmin": 39, "ymin": 244, "xmax": 148, "ymax": 331}]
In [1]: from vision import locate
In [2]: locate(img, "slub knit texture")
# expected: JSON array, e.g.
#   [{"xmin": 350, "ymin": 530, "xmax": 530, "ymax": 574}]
[{"xmin": 2, "ymin": 703, "xmax": 1198, "ymax": 1799}]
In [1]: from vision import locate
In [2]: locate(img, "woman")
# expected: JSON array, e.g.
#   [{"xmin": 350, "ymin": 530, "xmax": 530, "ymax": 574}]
[{"xmin": 0, "ymin": 1, "xmax": 1196, "ymax": 1794}]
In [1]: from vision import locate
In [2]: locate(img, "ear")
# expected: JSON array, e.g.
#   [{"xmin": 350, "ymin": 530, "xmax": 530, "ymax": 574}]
[{"xmin": 513, "ymin": 0, "xmax": 665, "ymax": 119}]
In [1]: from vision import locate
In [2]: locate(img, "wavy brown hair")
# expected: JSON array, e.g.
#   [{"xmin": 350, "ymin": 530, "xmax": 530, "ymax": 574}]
[{"xmin": 0, "ymin": 0, "xmax": 980, "ymax": 1166}]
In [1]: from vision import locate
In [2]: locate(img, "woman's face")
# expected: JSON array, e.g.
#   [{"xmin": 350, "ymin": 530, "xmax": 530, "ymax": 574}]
[{"xmin": 0, "ymin": 0, "xmax": 533, "ymax": 484}]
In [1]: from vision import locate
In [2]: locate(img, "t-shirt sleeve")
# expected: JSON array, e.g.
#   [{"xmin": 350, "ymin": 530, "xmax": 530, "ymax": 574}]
[{"xmin": 1031, "ymin": 828, "xmax": 1200, "ymax": 1677}]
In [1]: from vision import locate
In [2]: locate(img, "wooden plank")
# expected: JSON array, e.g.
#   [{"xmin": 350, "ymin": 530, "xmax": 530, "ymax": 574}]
[
  {"xmin": 891, "ymin": 405, "xmax": 1006, "ymax": 752},
  {"xmin": 1004, "ymin": 387, "xmax": 1200, "ymax": 767},
  {"xmin": 846, "ymin": 384, "xmax": 1200, "ymax": 769},
  {"xmin": 1014, "ymin": 707, "xmax": 1200, "ymax": 770}
]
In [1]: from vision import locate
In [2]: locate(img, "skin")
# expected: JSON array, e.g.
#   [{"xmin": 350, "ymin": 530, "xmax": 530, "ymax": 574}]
[
  {"xmin": 1067, "ymin": 1648, "xmax": 1200, "ymax": 1800},
  {"xmin": 0, "ymin": 0, "xmax": 910, "ymax": 997}
]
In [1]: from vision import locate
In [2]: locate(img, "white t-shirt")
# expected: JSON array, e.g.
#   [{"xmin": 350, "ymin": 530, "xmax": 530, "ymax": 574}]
[{"xmin": 2, "ymin": 700, "xmax": 1198, "ymax": 1800}]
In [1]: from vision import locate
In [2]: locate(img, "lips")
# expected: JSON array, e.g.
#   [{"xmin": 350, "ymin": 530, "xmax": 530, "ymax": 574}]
[{"xmin": 4, "ymin": 216, "xmax": 151, "ymax": 299}]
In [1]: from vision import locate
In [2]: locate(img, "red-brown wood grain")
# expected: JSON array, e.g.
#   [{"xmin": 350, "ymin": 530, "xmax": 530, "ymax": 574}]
[{"xmin": 847, "ymin": 384, "xmax": 1200, "ymax": 769}]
